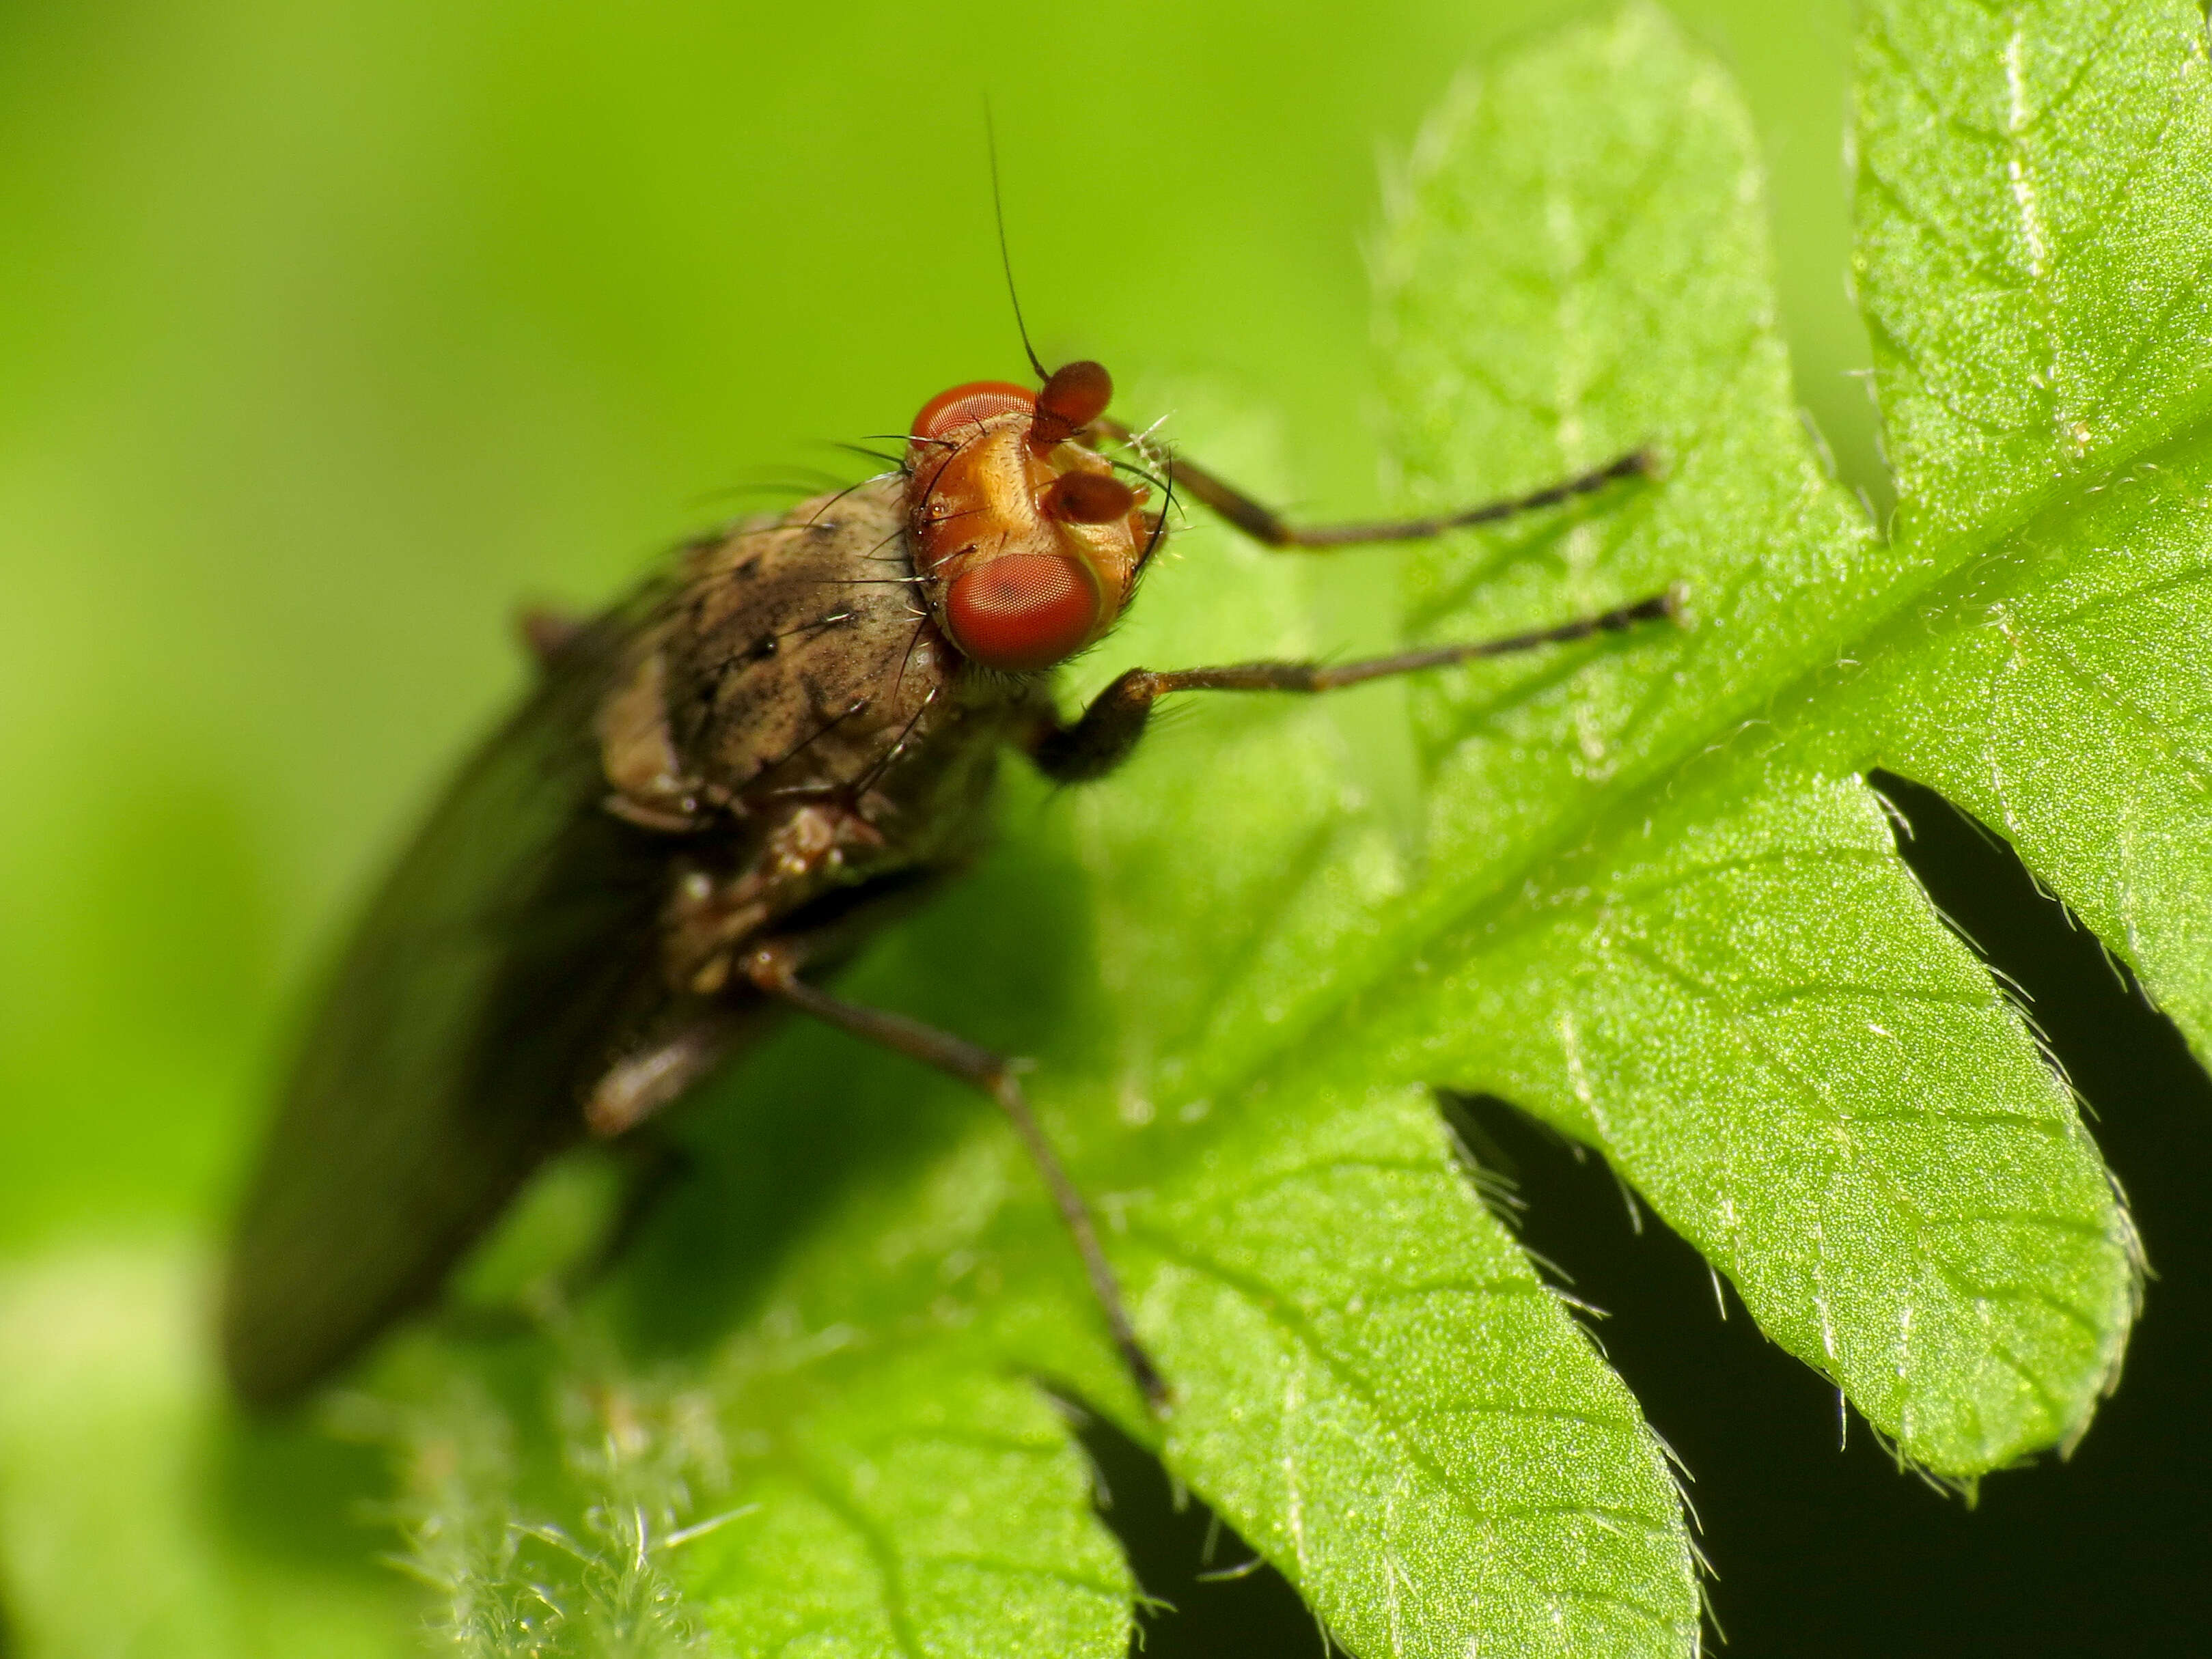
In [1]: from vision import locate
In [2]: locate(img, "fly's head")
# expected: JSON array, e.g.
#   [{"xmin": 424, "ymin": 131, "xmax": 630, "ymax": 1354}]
[{"xmin": 904, "ymin": 360, "xmax": 1158, "ymax": 674}]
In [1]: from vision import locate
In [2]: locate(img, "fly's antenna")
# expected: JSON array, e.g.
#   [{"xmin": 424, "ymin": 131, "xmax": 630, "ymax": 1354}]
[{"xmin": 986, "ymin": 102, "xmax": 1051, "ymax": 383}]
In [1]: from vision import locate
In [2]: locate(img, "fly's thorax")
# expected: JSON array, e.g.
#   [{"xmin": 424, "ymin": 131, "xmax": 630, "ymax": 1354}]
[
  {"xmin": 904, "ymin": 382, "xmax": 1153, "ymax": 675},
  {"xmin": 589, "ymin": 476, "xmax": 1038, "ymax": 980}
]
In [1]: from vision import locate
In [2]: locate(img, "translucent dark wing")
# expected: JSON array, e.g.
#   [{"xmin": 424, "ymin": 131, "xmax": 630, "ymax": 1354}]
[{"xmin": 223, "ymin": 603, "xmax": 678, "ymax": 1408}]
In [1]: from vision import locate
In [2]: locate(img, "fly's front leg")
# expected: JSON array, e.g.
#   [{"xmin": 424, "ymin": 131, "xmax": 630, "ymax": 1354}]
[
  {"xmin": 739, "ymin": 938, "xmax": 1170, "ymax": 1414},
  {"xmin": 1096, "ymin": 415, "xmax": 1655, "ymax": 550},
  {"xmin": 1032, "ymin": 587, "xmax": 1683, "ymax": 784}
]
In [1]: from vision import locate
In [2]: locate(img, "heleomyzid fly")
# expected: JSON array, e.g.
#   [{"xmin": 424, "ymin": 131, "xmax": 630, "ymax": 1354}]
[{"xmin": 221, "ymin": 316, "xmax": 1675, "ymax": 1414}]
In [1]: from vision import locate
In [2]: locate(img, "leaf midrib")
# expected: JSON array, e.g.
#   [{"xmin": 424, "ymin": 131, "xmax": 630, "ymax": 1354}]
[{"xmin": 1148, "ymin": 402, "xmax": 2212, "ymax": 1147}]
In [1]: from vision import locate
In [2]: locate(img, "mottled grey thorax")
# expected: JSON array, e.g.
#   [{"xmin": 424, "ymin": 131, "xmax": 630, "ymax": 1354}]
[{"xmin": 594, "ymin": 476, "xmax": 1037, "ymax": 994}]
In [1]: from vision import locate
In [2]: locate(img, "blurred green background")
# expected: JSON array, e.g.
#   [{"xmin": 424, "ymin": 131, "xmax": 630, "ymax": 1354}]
[{"xmin": 29, "ymin": 1, "xmax": 2204, "ymax": 1654}]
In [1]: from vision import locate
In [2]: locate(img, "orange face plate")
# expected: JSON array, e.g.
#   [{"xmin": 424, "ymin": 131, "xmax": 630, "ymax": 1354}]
[{"xmin": 904, "ymin": 365, "xmax": 1152, "ymax": 674}]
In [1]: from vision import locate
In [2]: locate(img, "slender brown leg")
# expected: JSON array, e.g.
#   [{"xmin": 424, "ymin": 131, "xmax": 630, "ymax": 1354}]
[
  {"xmin": 740, "ymin": 940, "xmax": 1171, "ymax": 1414},
  {"xmin": 1096, "ymin": 415, "xmax": 1654, "ymax": 550},
  {"xmin": 1034, "ymin": 587, "xmax": 1682, "ymax": 785},
  {"xmin": 586, "ymin": 874, "xmax": 946, "ymax": 1137}
]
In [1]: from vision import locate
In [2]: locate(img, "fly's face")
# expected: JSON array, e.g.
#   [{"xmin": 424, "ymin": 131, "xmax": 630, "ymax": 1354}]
[{"xmin": 904, "ymin": 360, "xmax": 1157, "ymax": 673}]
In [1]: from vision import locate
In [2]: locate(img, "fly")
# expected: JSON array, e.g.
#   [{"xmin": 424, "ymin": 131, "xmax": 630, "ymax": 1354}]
[{"xmin": 221, "ymin": 254, "xmax": 1675, "ymax": 1418}]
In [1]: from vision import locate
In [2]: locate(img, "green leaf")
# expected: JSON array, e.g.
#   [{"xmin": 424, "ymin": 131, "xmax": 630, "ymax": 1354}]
[
  {"xmin": 1846, "ymin": 0, "xmax": 2212, "ymax": 1067},
  {"xmin": 1360, "ymin": 0, "xmax": 2134, "ymax": 1475},
  {"xmin": 351, "ymin": 0, "xmax": 2207, "ymax": 1651},
  {"xmin": 367, "ymin": 1337, "xmax": 1129, "ymax": 1658},
  {"xmin": 0, "ymin": 1243, "xmax": 415, "ymax": 1659},
  {"xmin": 1853, "ymin": 0, "xmax": 2212, "ymax": 545}
]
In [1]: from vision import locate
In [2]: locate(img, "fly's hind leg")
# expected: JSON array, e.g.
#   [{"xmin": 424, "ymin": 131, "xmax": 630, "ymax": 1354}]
[
  {"xmin": 739, "ymin": 938, "xmax": 1170, "ymax": 1414},
  {"xmin": 585, "ymin": 1005, "xmax": 751, "ymax": 1137},
  {"xmin": 1031, "ymin": 586, "xmax": 1683, "ymax": 784}
]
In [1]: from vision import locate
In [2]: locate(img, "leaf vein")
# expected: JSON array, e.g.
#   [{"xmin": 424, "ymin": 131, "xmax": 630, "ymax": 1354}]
[{"xmin": 1129, "ymin": 1227, "xmax": 1670, "ymax": 1568}]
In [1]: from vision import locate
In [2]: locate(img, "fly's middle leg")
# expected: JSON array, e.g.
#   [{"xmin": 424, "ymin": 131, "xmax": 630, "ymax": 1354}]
[
  {"xmin": 588, "ymin": 875, "xmax": 948, "ymax": 1137},
  {"xmin": 739, "ymin": 938, "xmax": 1171, "ymax": 1414}
]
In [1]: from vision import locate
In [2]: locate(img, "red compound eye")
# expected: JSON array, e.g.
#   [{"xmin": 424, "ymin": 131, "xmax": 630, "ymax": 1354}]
[
  {"xmin": 912, "ymin": 381, "xmax": 1035, "ymax": 442},
  {"xmin": 943, "ymin": 554, "xmax": 1098, "ymax": 672}
]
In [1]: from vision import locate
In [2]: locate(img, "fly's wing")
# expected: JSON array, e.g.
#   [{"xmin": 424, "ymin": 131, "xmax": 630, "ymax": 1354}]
[{"xmin": 223, "ymin": 604, "xmax": 685, "ymax": 1409}]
